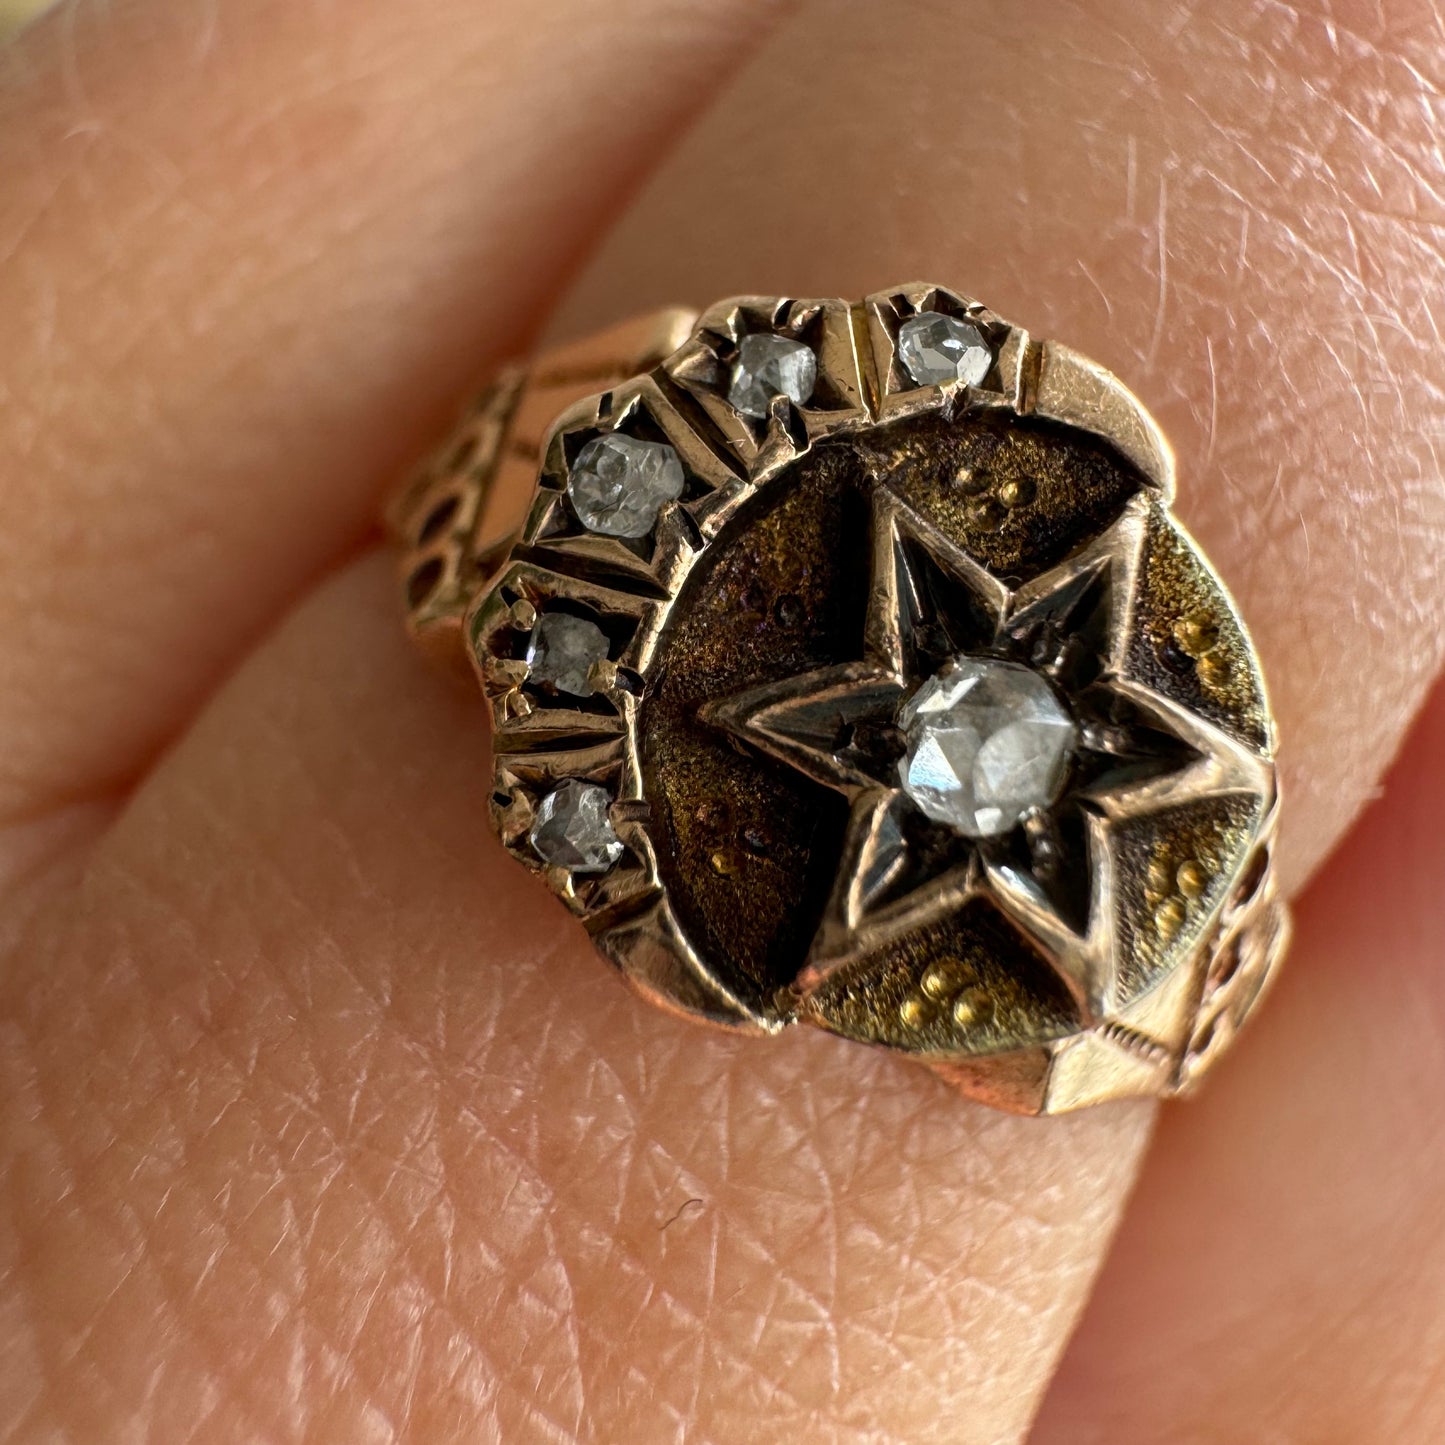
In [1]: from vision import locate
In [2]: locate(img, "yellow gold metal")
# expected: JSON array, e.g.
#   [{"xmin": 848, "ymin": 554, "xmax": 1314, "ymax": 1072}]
[
  {"xmin": 953, "ymin": 989, "xmax": 994, "ymax": 1029},
  {"xmin": 996, "ymin": 476, "xmax": 1035, "ymax": 509},
  {"xmin": 920, "ymin": 960, "xmax": 964, "ymax": 1002},
  {"xmin": 1197, "ymin": 653, "xmax": 1233, "ymax": 690},
  {"xmin": 1155, "ymin": 897, "xmax": 1188, "ymax": 942},
  {"xmin": 1176, "ymin": 859, "xmax": 1209, "ymax": 900},
  {"xmin": 1173, "ymin": 611, "xmax": 1220, "ymax": 656},
  {"xmin": 390, "ymin": 283, "xmax": 1289, "ymax": 1115},
  {"xmin": 1146, "ymin": 854, "xmax": 1177, "ymax": 899},
  {"xmin": 899, "ymin": 996, "xmax": 935, "ymax": 1029}
]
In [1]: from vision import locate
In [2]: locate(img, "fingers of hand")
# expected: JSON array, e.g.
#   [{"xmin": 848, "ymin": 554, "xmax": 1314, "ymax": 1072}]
[
  {"xmin": 6, "ymin": 0, "xmax": 1445, "ymax": 1440},
  {"xmin": 1034, "ymin": 680, "xmax": 1445, "ymax": 1443},
  {"xmin": 561, "ymin": 0, "xmax": 1445, "ymax": 887},
  {"xmin": 0, "ymin": 555, "xmax": 1152, "ymax": 1444},
  {"xmin": 0, "ymin": 0, "xmax": 787, "ymax": 821}
]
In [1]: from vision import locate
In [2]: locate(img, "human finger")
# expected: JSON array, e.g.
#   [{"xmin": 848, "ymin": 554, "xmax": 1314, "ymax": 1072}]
[
  {"xmin": 1033, "ymin": 681, "xmax": 1445, "ymax": 1442},
  {"xmin": 0, "ymin": 0, "xmax": 789, "ymax": 823}
]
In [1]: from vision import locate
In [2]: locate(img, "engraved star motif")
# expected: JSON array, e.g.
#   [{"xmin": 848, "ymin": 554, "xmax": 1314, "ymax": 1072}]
[{"xmin": 703, "ymin": 487, "xmax": 1272, "ymax": 1022}]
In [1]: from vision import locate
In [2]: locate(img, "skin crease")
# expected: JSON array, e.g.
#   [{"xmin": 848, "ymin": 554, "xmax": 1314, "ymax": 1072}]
[
  {"xmin": 557, "ymin": 0, "xmax": 1445, "ymax": 895},
  {"xmin": 1031, "ymin": 682, "xmax": 1445, "ymax": 1443},
  {"xmin": 0, "ymin": 0, "xmax": 790, "ymax": 824},
  {"xmin": 0, "ymin": 563, "xmax": 1150, "ymax": 1445},
  {"xmin": 0, "ymin": 4, "xmax": 1441, "ymax": 1445}
]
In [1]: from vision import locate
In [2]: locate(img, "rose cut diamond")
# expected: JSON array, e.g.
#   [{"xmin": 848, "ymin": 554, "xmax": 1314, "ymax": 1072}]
[
  {"xmin": 567, "ymin": 433, "xmax": 685, "ymax": 538},
  {"xmin": 529, "ymin": 780, "xmax": 624, "ymax": 872},
  {"xmin": 897, "ymin": 311, "xmax": 993, "ymax": 388},
  {"xmin": 897, "ymin": 657, "xmax": 1076, "ymax": 837},
  {"xmin": 526, "ymin": 612, "xmax": 609, "ymax": 697},
  {"xmin": 727, "ymin": 333, "xmax": 818, "ymax": 418}
]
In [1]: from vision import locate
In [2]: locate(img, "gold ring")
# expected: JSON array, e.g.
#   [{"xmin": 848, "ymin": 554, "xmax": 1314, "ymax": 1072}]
[{"xmin": 388, "ymin": 283, "xmax": 1288, "ymax": 1115}]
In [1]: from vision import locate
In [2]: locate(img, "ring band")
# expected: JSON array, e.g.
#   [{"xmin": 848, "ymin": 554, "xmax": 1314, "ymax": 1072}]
[{"xmin": 389, "ymin": 284, "xmax": 1288, "ymax": 1115}]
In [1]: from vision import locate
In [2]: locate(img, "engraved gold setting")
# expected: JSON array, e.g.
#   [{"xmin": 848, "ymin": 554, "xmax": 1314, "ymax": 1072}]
[{"xmin": 389, "ymin": 284, "xmax": 1289, "ymax": 1114}]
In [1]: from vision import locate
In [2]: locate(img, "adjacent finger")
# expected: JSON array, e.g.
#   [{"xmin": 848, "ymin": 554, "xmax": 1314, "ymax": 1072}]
[
  {"xmin": 0, "ymin": 0, "xmax": 788, "ymax": 822},
  {"xmin": 559, "ymin": 0, "xmax": 1445, "ymax": 888},
  {"xmin": 1031, "ymin": 680, "xmax": 1445, "ymax": 1443},
  {"xmin": 0, "ymin": 553, "xmax": 1153, "ymax": 1444}
]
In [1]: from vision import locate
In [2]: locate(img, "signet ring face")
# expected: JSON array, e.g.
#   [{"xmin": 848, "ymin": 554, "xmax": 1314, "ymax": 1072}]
[{"xmin": 391, "ymin": 284, "xmax": 1287, "ymax": 1115}]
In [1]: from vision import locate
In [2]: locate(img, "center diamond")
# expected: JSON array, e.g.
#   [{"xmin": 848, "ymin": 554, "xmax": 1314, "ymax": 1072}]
[{"xmin": 897, "ymin": 657, "xmax": 1077, "ymax": 838}]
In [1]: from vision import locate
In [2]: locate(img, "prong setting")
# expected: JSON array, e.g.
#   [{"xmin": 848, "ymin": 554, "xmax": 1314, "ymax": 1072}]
[{"xmin": 415, "ymin": 285, "xmax": 1287, "ymax": 1113}]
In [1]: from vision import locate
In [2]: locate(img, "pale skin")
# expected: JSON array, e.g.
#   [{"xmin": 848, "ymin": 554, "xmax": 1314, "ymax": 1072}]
[{"xmin": 0, "ymin": 0, "xmax": 1443, "ymax": 1440}]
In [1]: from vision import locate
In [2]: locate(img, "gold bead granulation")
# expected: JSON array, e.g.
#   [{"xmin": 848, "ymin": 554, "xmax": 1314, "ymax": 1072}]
[
  {"xmin": 709, "ymin": 847, "xmax": 741, "ymax": 877},
  {"xmin": 965, "ymin": 497, "xmax": 1005, "ymax": 533},
  {"xmin": 1176, "ymin": 859, "xmax": 1209, "ymax": 899},
  {"xmin": 997, "ymin": 476, "xmax": 1035, "ymax": 509},
  {"xmin": 1147, "ymin": 855, "xmax": 1175, "ymax": 899},
  {"xmin": 1155, "ymin": 896, "xmax": 1188, "ymax": 941},
  {"xmin": 905, "ymin": 961, "xmax": 995, "ymax": 1032},
  {"xmin": 952, "ymin": 988, "xmax": 994, "ymax": 1029},
  {"xmin": 1172, "ymin": 610, "xmax": 1219, "ymax": 656},
  {"xmin": 899, "ymin": 995, "xmax": 935, "ymax": 1029},
  {"xmin": 1196, "ymin": 653, "xmax": 1232, "ymax": 689},
  {"xmin": 920, "ymin": 960, "xmax": 964, "ymax": 1001}
]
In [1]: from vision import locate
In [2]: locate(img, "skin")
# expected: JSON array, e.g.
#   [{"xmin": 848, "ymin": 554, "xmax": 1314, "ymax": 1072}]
[{"xmin": 0, "ymin": 1, "xmax": 1442, "ymax": 1441}]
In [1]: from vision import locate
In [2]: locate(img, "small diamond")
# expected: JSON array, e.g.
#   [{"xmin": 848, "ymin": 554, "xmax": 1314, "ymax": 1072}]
[
  {"xmin": 529, "ymin": 780, "xmax": 624, "ymax": 872},
  {"xmin": 568, "ymin": 433, "xmax": 685, "ymax": 538},
  {"xmin": 898, "ymin": 657, "xmax": 1076, "ymax": 837},
  {"xmin": 897, "ymin": 312, "xmax": 993, "ymax": 388},
  {"xmin": 727, "ymin": 333, "xmax": 818, "ymax": 418},
  {"xmin": 526, "ymin": 612, "xmax": 609, "ymax": 697}
]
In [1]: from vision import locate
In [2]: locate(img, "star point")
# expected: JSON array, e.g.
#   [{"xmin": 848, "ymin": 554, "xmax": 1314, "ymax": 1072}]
[{"xmin": 703, "ymin": 485, "xmax": 1271, "ymax": 1016}]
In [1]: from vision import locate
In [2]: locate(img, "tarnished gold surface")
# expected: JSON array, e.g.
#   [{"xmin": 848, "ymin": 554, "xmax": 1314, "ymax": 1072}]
[{"xmin": 393, "ymin": 283, "xmax": 1288, "ymax": 1114}]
